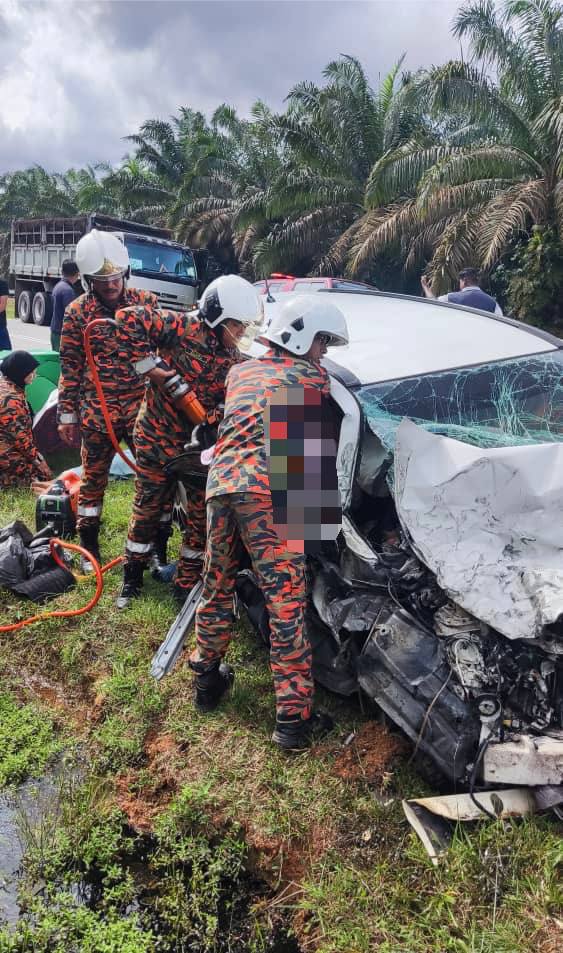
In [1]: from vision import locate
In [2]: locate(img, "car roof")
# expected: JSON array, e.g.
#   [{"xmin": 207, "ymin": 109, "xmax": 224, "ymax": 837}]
[{"xmin": 258, "ymin": 289, "xmax": 561, "ymax": 386}]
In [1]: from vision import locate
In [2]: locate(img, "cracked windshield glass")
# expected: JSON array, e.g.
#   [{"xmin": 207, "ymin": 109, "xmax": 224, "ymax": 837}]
[{"xmin": 356, "ymin": 350, "xmax": 563, "ymax": 451}]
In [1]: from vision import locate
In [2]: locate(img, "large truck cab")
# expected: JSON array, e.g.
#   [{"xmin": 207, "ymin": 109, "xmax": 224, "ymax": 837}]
[{"xmin": 10, "ymin": 212, "xmax": 201, "ymax": 325}]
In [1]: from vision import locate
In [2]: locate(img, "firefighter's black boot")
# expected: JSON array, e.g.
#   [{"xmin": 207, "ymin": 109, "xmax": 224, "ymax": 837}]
[
  {"xmin": 78, "ymin": 524, "xmax": 102, "ymax": 574},
  {"xmin": 116, "ymin": 561, "xmax": 144, "ymax": 610},
  {"xmin": 192, "ymin": 661, "xmax": 234, "ymax": 712},
  {"xmin": 150, "ymin": 524, "xmax": 172, "ymax": 580},
  {"xmin": 272, "ymin": 711, "xmax": 334, "ymax": 752}
]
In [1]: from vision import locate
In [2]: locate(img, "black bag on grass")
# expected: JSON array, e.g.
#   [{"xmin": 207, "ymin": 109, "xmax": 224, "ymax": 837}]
[{"xmin": 0, "ymin": 521, "xmax": 75, "ymax": 604}]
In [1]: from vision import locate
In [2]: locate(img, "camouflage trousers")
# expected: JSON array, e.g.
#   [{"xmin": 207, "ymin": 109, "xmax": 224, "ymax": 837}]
[
  {"xmin": 77, "ymin": 424, "xmax": 136, "ymax": 530},
  {"xmin": 124, "ymin": 447, "xmax": 205, "ymax": 590},
  {"xmin": 191, "ymin": 493, "xmax": 313, "ymax": 720}
]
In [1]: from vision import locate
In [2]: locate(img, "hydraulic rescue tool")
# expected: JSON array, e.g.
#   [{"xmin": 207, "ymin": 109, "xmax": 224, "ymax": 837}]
[
  {"xmin": 133, "ymin": 354, "xmax": 208, "ymax": 425},
  {"xmin": 150, "ymin": 578, "xmax": 204, "ymax": 679},
  {"xmin": 149, "ymin": 439, "xmax": 216, "ymax": 678}
]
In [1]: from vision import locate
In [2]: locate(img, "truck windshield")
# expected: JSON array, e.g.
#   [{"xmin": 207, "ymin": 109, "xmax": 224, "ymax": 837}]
[
  {"xmin": 124, "ymin": 238, "xmax": 197, "ymax": 284},
  {"xmin": 356, "ymin": 350, "xmax": 563, "ymax": 451}
]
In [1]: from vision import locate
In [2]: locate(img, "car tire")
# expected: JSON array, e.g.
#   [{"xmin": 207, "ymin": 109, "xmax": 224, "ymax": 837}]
[
  {"xmin": 18, "ymin": 289, "xmax": 32, "ymax": 323},
  {"xmin": 32, "ymin": 291, "xmax": 53, "ymax": 327}
]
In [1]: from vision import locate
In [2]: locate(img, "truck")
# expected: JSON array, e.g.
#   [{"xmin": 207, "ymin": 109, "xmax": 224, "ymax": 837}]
[{"xmin": 9, "ymin": 212, "xmax": 204, "ymax": 325}]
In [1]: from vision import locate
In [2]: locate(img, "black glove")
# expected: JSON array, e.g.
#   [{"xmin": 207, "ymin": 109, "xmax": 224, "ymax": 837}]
[{"xmin": 190, "ymin": 421, "xmax": 217, "ymax": 450}]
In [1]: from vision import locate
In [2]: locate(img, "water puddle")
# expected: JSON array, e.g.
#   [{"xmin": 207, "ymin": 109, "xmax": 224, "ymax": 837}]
[
  {"xmin": 0, "ymin": 763, "xmax": 301, "ymax": 951},
  {"xmin": 0, "ymin": 770, "xmax": 59, "ymax": 925}
]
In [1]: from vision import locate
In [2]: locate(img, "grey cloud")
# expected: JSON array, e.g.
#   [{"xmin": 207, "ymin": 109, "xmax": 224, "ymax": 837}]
[{"xmin": 1, "ymin": 1, "xmax": 461, "ymax": 172}]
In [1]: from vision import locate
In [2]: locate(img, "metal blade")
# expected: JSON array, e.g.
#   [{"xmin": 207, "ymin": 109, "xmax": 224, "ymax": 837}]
[{"xmin": 150, "ymin": 579, "xmax": 204, "ymax": 680}]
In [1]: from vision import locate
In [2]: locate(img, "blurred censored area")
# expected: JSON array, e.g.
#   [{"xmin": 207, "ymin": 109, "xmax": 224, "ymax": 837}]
[{"xmin": 264, "ymin": 385, "xmax": 342, "ymax": 554}]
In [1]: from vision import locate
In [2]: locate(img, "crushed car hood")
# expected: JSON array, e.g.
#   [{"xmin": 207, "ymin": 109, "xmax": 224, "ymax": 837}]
[{"xmin": 394, "ymin": 418, "xmax": 563, "ymax": 646}]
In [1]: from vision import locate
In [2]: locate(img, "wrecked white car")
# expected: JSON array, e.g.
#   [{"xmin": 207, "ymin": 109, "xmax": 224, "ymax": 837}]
[{"xmin": 237, "ymin": 289, "xmax": 563, "ymax": 790}]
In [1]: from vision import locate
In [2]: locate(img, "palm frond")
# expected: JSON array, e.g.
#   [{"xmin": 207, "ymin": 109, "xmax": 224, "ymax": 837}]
[
  {"xmin": 348, "ymin": 201, "xmax": 419, "ymax": 274},
  {"xmin": 478, "ymin": 176, "xmax": 549, "ymax": 264}
]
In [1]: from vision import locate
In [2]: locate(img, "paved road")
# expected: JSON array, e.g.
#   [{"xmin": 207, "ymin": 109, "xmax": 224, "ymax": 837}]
[{"xmin": 6, "ymin": 320, "xmax": 52, "ymax": 351}]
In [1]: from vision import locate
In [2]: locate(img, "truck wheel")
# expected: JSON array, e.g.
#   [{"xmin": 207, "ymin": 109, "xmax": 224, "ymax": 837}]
[
  {"xmin": 32, "ymin": 292, "xmax": 53, "ymax": 326},
  {"xmin": 18, "ymin": 289, "xmax": 32, "ymax": 323}
]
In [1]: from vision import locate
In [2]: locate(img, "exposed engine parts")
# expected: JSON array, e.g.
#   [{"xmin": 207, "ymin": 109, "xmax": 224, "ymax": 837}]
[{"xmin": 237, "ymin": 502, "xmax": 563, "ymax": 786}]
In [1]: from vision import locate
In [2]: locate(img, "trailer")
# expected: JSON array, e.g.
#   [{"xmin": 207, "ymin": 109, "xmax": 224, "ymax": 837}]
[{"xmin": 9, "ymin": 212, "xmax": 205, "ymax": 325}]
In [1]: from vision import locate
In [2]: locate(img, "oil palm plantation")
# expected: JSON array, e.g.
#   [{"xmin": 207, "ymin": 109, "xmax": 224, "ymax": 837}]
[
  {"xmin": 350, "ymin": 0, "xmax": 563, "ymax": 296},
  {"xmin": 0, "ymin": 166, "xmax": 79, "ymax": 227},
  {"xmin": 169, "ymin": 102, "xmax": 286, "ymax": 276},
  {"xmin": 237, "ymin": 55, "xmax": 431, "ymax": 277}
]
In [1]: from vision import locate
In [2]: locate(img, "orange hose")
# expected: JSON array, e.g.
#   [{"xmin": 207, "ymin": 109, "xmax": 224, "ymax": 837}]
[
  {"xmin": 1, "ymin": 322, "xmax": 137, "ymax": 634},
  {"xmin": 83, "ymin": 318, "xmax": 141, "ymax": 475},
  {"xmin": 0, "ymin": 539, "xmax": 124, "ymax": 633}
]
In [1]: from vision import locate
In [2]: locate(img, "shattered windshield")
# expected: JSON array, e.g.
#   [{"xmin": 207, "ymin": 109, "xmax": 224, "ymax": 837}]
[{"xmin": 356, "ymin": 350, "xmax": 563, "ymax": 451}]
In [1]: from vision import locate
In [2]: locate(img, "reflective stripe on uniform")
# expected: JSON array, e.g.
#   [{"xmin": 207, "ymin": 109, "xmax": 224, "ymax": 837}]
[
  {"xmin": 126, "ymin": 539, "xmax": 153, "ymax": 554},
  {"xmin": 77, "ymin": 504, "xmax": 102, "ymax": 517},
  {"xmin": 59, "ymin": 413, "xmax": 78, "ymax": 424},
  {"xmin": 180, "ymin": 545, "xmax": 204, "ymax": 560}
]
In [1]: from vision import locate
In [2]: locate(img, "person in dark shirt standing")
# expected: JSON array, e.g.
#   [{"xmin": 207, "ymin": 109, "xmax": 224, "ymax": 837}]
[
  {"xmin": 421, "ymin": 267, "xmax": 503, "ymax": 315},
  {"xmin": 0, "ymin": 277, "xmax": 12, "ymax": 351},
  {"xmin": 50, "ymin": 260, "xmax": 82, "ymax": 351}
]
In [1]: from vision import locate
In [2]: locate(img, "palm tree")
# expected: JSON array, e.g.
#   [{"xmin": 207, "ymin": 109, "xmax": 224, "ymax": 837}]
[
  {"xmin": 351, "ymin": 0, "xmax": 563, "ymax": 293},
  {"xmin": 238, "ymin": 55, "xmax": 430, "ymax": 277},
  {"xmin": 112, "ymin": 109, "xmax": 215, "ymax": 226},
  {"xmin": 0, "ymin": 166, "xmax": 78, "ymax": 228},
  {"xmin": 169, "ymin": 102, "xmax": 286, "ymax": 276}
]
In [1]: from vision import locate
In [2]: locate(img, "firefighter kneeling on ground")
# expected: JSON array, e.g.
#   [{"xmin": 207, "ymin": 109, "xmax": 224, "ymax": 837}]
[
  {"xmin": 115, "ymin": 275, "xmax": 263, "ymax": 608},
  {"xmin": 189, "ymin": 296, "xmax": 349, "ymax": 751},
  {"xmin": 57, "ymin": 230, "xmax": 160, "ymax": 571},
  {"xmin": 0, "ymin": 351, "xmax": 52, "ymax": 489}
]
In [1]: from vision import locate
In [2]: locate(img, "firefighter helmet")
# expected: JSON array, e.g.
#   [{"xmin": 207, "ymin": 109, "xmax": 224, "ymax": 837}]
[
  {"xmin": 199, "ymin": 275, "xmax": 263, "ymax": 329},
  {"xmin": 259, "ymin": 296, "xmax": 349, "ymax": 355},
  {"xmin": 76, "ymin": 229, "xmax": 130, "ymax": 283}
]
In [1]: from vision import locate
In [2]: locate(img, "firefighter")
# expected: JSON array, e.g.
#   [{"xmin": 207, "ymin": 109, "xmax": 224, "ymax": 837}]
[
  {"xmin": 189, "ymin": 296, "xmax": 349, "ymax": 751},
  {"xmin": 115, "ymin": 275, "xmax": 263, "ymax": 609},
  {"xmin": 57, "ymin": 230, "xmax": 159, "ymax": 571},
  {"xmin": 0, "ymin": 350, "xmax": 52, "ymax": 489}
]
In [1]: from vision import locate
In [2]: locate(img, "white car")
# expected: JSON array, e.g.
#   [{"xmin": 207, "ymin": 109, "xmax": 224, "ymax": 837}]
[{"xmin": 239, "ymin": 288, "xmax": 563, "ymax": 789}]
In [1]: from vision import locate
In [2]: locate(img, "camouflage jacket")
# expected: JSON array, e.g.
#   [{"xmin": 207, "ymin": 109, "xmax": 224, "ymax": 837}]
[
  {"xmin": 57, "ymin": 287, "xmax": 158, "ymax": 430},
  {"xmin": 206, "ymin": 349, "xmax": 330, "ymax": 500},
  {"xmin": 0, "ymin": 376, "xmax": 52, "ymax": 488},
  {"xmin": 115, "ymin": 305, "xmax": 241, "ymax": 461}
]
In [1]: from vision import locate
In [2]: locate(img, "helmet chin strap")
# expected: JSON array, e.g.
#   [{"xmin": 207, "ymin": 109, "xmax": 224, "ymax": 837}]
[{"xmin": 220, "ymin": 324, "xmax": 239, "ymax": 349}]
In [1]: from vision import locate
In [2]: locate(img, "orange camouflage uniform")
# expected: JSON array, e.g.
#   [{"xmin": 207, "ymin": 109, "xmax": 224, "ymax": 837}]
[
  {"xmin": 57, "ymin": 288, "xmax": 158, "ymax": 529},
  {"xmin": 116, "ymin": 304, "xmax": 240, "ymax": 589},
  {"xmin": 191, "ymin": 349, "xmax": 330, "ymax": 720},
  {"xmin": 0, "ymin": 376, "xmax": 52, "ymax": 488}
]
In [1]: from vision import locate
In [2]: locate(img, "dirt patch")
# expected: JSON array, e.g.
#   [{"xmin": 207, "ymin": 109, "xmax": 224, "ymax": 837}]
[
  {"xmin": 332, "ymin": 723, "xmax": 408, "ymax": 784},
  {"xmin": 145, "ymin": 730, "xmax": 182, "ymax": 775},
  {"xmin": 11, "ymin": 670, "xmax": 99, "ymax": 734},
  {"xmin": 115, "ymin": 773, "xmax": 156, "ymax": 832},
  {"xmin": 115, "ymin": 731, "xmax": 183, "ymax": 832},
  {"xmin": 534, "ymin": 920, "xmax": 563, "ymax": 953}
]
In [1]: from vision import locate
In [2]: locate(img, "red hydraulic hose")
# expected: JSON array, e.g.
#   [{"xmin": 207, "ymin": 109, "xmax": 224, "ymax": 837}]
[
  {"xmin": 83, "ymin": 318, "xmax": 141, "ymax": 476},
  {"xmin": 1, "ymin": 322, "xmax": 135, "ymax": 633},
  {"xmin": 0, "ymin": 539, "xmax": 124, "ymax": 633}
]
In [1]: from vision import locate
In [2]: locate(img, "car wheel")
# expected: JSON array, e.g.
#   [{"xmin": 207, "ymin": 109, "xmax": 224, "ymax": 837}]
[
  {"xmin": 18, "ymin": 289, "xmax": 32, "ymax": 323},
  {"xmin": 32, "ymin": 292, "xmax": 53, "ymax": 326}
]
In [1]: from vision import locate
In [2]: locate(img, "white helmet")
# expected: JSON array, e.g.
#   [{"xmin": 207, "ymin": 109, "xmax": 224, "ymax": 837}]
[
  {"xmin": 199, "ymin": 274, "xmax": 263, "ymax": 329},
  {"xmin": 76, "ymin": 229, "xmax": 130, "ymax": 283},
  {"xmin": 260, "ymin": 295, "xmax": 349, "ymax": 355}
]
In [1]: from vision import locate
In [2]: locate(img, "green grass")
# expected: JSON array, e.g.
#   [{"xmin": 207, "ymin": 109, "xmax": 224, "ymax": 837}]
[
  {"xmin": 0, "ymin": 480, "xmax": 561, "ymax": 952},
  {"xmin": 0, "ymin": 693, "xmax": 61, "ymax": 787}
]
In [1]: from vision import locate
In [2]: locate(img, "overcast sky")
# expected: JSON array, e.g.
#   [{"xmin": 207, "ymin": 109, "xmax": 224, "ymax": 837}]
[{"xmin": 1, "ymin": 0, "xmax": 463, "ymax": 173}]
